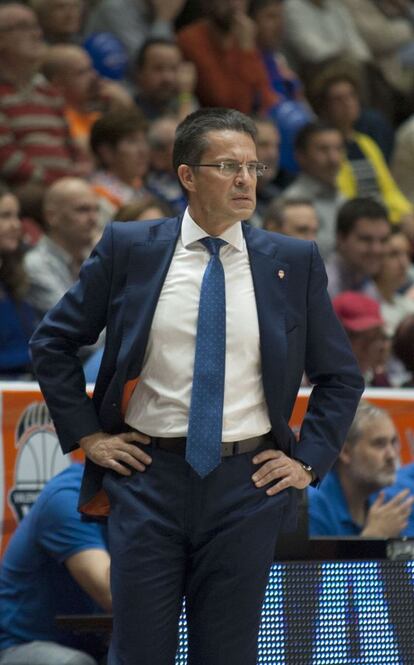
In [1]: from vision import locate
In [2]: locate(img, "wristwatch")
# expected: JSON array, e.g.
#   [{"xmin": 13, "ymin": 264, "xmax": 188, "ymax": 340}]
[{"xmin": 296, "ymin": 459, "xmax": 316, "ymax": 482}]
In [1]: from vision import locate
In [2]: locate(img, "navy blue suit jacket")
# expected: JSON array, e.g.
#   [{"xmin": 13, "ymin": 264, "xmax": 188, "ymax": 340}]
[{"xmin": 30, "ymin": 217, "xmax": 364, "ymax": 515}]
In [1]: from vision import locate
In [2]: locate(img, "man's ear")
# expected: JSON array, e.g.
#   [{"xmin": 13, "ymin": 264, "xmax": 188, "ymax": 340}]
[{"xmin": 177, "ymin": 164, "xmax": 196, "ymax": 193}]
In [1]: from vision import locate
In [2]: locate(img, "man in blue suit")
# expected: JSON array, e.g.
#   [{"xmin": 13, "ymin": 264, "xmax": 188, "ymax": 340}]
[{"xmin": 30, "ymin": 108, "xmax": 364, "ymax": 665}]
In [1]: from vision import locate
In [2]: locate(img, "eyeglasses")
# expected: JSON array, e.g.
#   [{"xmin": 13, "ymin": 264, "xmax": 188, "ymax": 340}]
[{"xmin": 186, "ymin": 161, "xmax": 268, "ymax": 177}]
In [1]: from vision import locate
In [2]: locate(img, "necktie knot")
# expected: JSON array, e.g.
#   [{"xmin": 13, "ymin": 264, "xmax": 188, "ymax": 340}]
[{"xmin": 201, "ymin": 237, "xmax": 227, "ymax": 256}]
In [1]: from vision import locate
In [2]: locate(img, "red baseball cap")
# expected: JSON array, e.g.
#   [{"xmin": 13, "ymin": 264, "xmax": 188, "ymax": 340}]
[{"xmin": 333, "ymin": 291, "xmax": 384, "ymax": 332}]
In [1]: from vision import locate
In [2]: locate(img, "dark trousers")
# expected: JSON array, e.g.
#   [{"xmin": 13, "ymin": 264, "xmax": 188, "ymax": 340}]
[{"xmin": 103, "ymin": 444, "xmax": 289, "ymax": 665}]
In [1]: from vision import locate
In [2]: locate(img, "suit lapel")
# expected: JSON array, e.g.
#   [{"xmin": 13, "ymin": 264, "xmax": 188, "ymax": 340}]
[
  {"xmin": 243, "ymin": 224, "xmax": 289, "ymax": 424},
  {"xmin": 118, "ymin": 217, "xmax": 182, "ymax": 383}
]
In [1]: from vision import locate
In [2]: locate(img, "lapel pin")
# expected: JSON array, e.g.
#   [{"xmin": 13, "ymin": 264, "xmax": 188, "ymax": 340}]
[{"xmin": 277, "ymin": 270, "xmax": 285, "ymax": 279}]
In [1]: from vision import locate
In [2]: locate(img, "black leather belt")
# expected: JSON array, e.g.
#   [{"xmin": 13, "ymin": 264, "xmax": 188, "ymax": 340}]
[{"xmin": 150, "ymin": 435, "xmax": 267, "ymax": 457}]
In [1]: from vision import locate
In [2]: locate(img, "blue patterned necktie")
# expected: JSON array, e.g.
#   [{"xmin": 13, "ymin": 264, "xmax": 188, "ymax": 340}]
[{"xmin": 186, "ymin": 237, "xmax": 227, "ymax": 478}]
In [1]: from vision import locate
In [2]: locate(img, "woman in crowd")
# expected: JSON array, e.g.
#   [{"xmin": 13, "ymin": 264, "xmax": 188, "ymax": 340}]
[{"xmin": 0, "ymin": 185, "xmax": 38, "ymax": 378}]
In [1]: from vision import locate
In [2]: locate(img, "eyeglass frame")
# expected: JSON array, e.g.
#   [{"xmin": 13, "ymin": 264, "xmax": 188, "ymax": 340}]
[{"xmin": 185, "ymin": 161, "xmax": 268, "ymax": 177}]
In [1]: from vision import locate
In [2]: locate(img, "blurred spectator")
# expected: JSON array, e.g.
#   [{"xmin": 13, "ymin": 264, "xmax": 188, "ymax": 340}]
[
  {"xmin": 85, "ymin": 0, "xmax": 186, "ymax": 60},
  {"xmin": 283, "ymin": 121, "xmax": 346, "ymax": 258},
  {"xmin": 146, "ymin": 116, "xmax": 187, "ymax": 214},
  {"xmin": 373, "ymin": 228, "xmax": 414, "ymax": 336},
  {"xmin": 30, "ymin": 0, "xmax": 84, "ymax": 44},
  {"xmin": 248, "ymin": 0, "xmax": 313, "ymax": 173},
  {"xmin": 283, "ymin": 0, "xmax": 370, "ymax": 82},
  {"xmin": 326, "ymin": 197, "xmax": 391, "ymax": 299},
  {"xmin": 312, "ymin": 69, "xmax": 413, "ymax": 227},
  {"xmin": 263, "ymin": 198, "xmax": 319, "ymax": 240},
  {"xmin": 344, "ymin": 0, "xmax": 414, "ymax": 114},
  {"xmin": 177, "ymin": 0, "xmax": 277, "ymax": 114},
  {"xmin": 89, "ymin": 108, "xmax": 150, "ymax": 224},
  {"xmin": 391, "ymin": 113, "xmax": 414, "ymax": 204},
  {"xmin": 0, "ymin": 2, "xmax": 82, "ymax": 188},
  {"xmin": 393, "ymin": 313, "xmax": 414, "ymax": 387},
  {"xmin": 24, "ymin": 177, "xmax": 99, "ymax": 317},
  {"xmin": 133, "ymin": 37, "xmax": 198, "ymax": 122},
  {"xmin": 114, "ymin": 193, "xmax": 174, "ymax": 223},
  {"xmin": 308, "ymin": 401, "xmax": 414, "ymax": 537},
  {"xmin": 250, "ymin": 117, "xmax": 280, "ymax": 225},
  {"xmin": 333, "ymin": 291, "xmax": 391, "ymax": 386},
  {"xmin": 0, "ymin": 184, "xmax": 37, "ymax": 378},
  {"xmin": 308, "ymin": 62, "xmax": 395, "ymax": 163},
  {"xmin": 42, "ymin": 44, "xmax": 133, "ymax": 156},
  {"xmin": 0, "ymin": 464, "xmax": 110, "ymax": 665}
]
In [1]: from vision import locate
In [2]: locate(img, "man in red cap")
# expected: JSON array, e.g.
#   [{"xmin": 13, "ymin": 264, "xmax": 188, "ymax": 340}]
[{"xmin": 333, "ymin": 291, "xmax": 391, "ymax": 386}]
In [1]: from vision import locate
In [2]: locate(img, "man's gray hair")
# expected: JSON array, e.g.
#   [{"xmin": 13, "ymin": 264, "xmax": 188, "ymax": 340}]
[{"xmin": 345, "ymin": 400, "xmax": 389, "ymax": 448}]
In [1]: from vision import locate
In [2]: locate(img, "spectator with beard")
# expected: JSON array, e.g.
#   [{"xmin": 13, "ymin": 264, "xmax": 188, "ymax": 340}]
[
  {"xmin": 133, "ymin": 37, "xmax": 198, "ymax": 122},
  {"xmin": 309, "ymin": 401, "xmax": 414, "ymax": 537}
]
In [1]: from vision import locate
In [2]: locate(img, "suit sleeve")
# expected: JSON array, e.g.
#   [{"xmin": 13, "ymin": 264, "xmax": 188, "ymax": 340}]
[
  {"xmin": 297, "ymin": 242, "xmax": 365, "ymax": 480},
  {"xmin": 29, "ymin": 224, "xmax": 115, "ymax": 453}
]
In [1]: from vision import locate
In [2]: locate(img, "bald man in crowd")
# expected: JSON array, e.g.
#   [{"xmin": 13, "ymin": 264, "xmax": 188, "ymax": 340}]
[{"xmin": 24, "ymin": 177, "xmax": 99, "ymax": 317}]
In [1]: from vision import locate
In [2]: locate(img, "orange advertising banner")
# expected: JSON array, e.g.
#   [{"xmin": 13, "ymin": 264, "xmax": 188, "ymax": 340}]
[{"xmin": 1, "ymin": 384, "xmax": 414, "ymax": 556}]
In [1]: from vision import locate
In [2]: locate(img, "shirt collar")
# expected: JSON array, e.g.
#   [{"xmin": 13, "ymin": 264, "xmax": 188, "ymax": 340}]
[{"xmin": 181, "ymin": 207, "xmax": 244, "ymax": 252}]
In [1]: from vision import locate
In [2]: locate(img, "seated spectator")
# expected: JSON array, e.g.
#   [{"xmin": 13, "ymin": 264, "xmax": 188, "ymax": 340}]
[
  {"xmin": 283, "ymin": 0, "xmax": 370, "ymax": 82},
  {"xmin": 250, "ymin": 117, "xmax": 281, "ymax": 226},
  {"xmin": 308, "ymin": 401, "xmax": 414, "ymax": 537},
  {"xmin": 133, "ymin": 37, "xmax": 198, "ymax": 122},
  {"xmin": 391, "ymin": 113, "xmax": 414, "ymax": 205},
  {"xmin": 0, "ymin": 463, "xmax": 111, "ymax": 665},
  {"xmin": 0, "ymin": 185, "xmax": 38, "ymax": 378},
  {"xmin": 24, "ymin": 177, "xmax": 99, "ymax": 317},
  {"xmin": 315, "ymin": 70, "xmax": 413, "ymax": 228},
  {"xmin": 283, "ymin": 122, "xmax": 346, "ymax": 259},
  {"xmin": 263, "ymin": 198, "xmax": 319, "ymax": 241},
  {"xmin": 393, "ymin": 314, "xmax": 414, "ymax": 387},
  {"xmin": 249, "ymin": 0, "xmax": 313, "ymax": 173},
  {"xmin": 85, "ymin": 0, "xmax": 186, "ymax": 60},
  {"xmin": 145, "ymin": 116, "xmax": 187, "ymax": 214},
  {"xmin": 344, "ymin": 0, "xmax": 414, "ymax": 112},
  {"xmin": 0, "ymin": 2, "xmax": 84, "ymax": 189},
  {"xmin": 30, "ymin": 0, "xmax": 84, "ymax": 44},
  {"xmin": 325, "ymin": 197, "xmax": 391, "ymax": 299},
  {"xmin": 309, "ymin": 61, "xmax": 395, "ymax": 163},
  {"xmin": 42, "ymin": 44, "xmax": 133, "ymax": 156},
  {"xmin": 90, "ymin": 108, "xmax": 150, "ymax": 224},
  {"xmin": 177, "ymin": 0, "xmax": 277, "ymax": 114},
  {"xmin": 373, "ymin": 228, "xmax": 414, "ymax": 336},
  {"xmin": 333, "ymin": 291, "xmax": 391, "ymax": 386}
]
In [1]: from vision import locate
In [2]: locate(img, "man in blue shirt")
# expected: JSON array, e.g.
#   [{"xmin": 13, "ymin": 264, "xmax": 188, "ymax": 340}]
[
  {"xmin": 0, "ymin": 464, "xmax": 111, "ymax": 665},
  {"xmin": 309, "ymin": 401, "xmax": 414, "ymax": 537}
]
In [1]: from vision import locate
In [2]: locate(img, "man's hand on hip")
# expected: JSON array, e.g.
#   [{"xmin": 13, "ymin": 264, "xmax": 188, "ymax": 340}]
[
  {"xmin": 79, "ymin": 431, "xmax": 152, "ymax": 476},
  {"xmin": 251, "ymin": 450, "xmax": 312, "ymax": 495}
]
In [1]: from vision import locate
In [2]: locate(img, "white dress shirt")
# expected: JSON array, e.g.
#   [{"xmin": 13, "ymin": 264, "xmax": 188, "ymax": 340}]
[{"xmin": 125, "ymin": 209, "xmax": 271, "ymax": 441}]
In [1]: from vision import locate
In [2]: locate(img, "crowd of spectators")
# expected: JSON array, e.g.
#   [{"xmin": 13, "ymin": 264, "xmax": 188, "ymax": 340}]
[{"xmin": 2, "ymin": 0, "xmax": 414, "ymax": 536}]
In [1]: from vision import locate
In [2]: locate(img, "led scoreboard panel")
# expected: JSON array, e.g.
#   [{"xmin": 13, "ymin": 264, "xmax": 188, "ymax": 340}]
[{"xmin": 176, "ymin": 560, "xmax": 414, "ymax": 664}]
